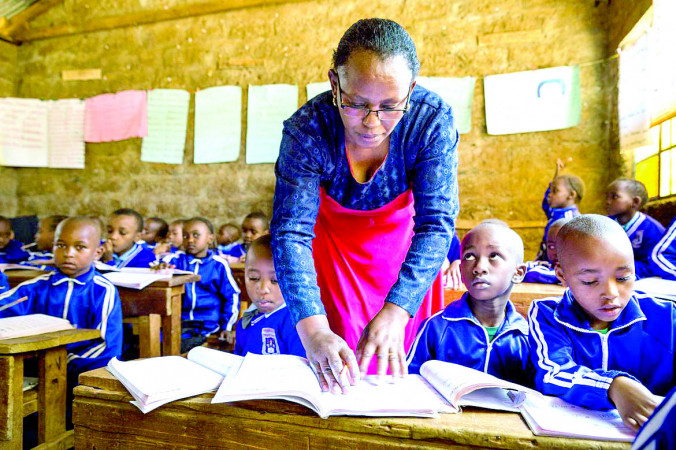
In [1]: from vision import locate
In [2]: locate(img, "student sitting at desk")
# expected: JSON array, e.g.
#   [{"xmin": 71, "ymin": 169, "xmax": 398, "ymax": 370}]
[
  {"xmin": 100, "ymin": 208, "xmax": 157, "ymax": 268},
  {"xmin": 528, "ymin": 214, "xmax": 675, "ymax": 431},
  {"xmin": 161, "ymin": 217, "xmax": 240, "ymax": 352},
  {"xmin": 217, "ymin": 222, "xmax": 243, "ymax": 257},
  {"xmin": 20, "ymin": 214, "xmax": 69, "ymax": 269},
  {"xmin": 606, "ymin": 178, "xmax": 665, "ymax": 279},
  {"xmin": 140, "ymin": 216, "xmax": 168, "ymax": 250},
  {"xmin": 0, "ymin": 216, "xmax": 29, "ymax": 263},
  {"xmin": 523, "ymin": 217, "xmax": 570, "ymax": 284},
  {"xmin": 222, "ymin": 212, "xmax": 269, "ymax": 264},
  {"xmin": 648, "ymin": 217, "xmax": 676, "ymax": 281},
  {"xmin": 0, "ymin": 216, "xmax": 123, "ymax": 385},
  {"xmin": 234, "ymin": 235, "xmax": 304, "ymax": 357},
  {"xmin": 154, "ymin": 218, "xmax": 185, "ymax": 256},
  {"xmin": 407, "ymin": 221, "xmax": 532, "ymax": 387}
]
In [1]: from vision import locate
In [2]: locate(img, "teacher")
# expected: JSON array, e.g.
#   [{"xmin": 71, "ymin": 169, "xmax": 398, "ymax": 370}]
[{"xmin": 271, "ymin": 18, "xmax": 459, "ymax": 392}]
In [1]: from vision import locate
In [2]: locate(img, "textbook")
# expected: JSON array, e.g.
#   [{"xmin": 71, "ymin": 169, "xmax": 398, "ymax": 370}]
[
  {"xmin": 107, "ymin": 347, "xmax": 243, "ymax": 413},
  {"xmin": 0, "ymin": 314, "xmax": 73, "ymax": 340},
  {"xmin": 212, "ymin": 355, "xmax": 538, "ymax": 418}
]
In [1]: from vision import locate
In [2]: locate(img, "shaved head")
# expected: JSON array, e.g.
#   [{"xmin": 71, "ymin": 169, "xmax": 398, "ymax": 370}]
[
  {"xmin": 463, "ymin": 222, "xmax": 524, "ymax": 264},
  {"xmin": 557, "ymin": 214, "xmax": 633, "ymax": 269},
  {"xmin": 56, "ymin": 216, "xmax": 102, "ymax": 243}
]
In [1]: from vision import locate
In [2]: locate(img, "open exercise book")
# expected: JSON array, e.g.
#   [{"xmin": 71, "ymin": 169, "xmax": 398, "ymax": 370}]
[
  {"xmin": 95, "ymin": 264, "xmax": 194, "ymax": 289},
  {"xmin": 0, "ymin": 314, "xmax": 73, "ymax": 340}
]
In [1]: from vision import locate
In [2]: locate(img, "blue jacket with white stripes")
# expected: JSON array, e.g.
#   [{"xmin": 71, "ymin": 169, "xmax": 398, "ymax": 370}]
[
  {"xmin": 528, "ymin": 289, "xmax": 676, "ymax": 410},
  {"xmin": 163, "ymin": 250, "xmax": 240, "ymax": 334},
  {"xmin": 0, "ymin": 239, "xmax": 29, "ymax": 264},
  {"xmin": 523, "ymin": 261, "xmax": 559, "ymax": 284},
  {"xmin": 105, "ymin": 242, "xmax": 157, "ymax": 268},
  {"xmin": 615, "ymin": 212, "xmax": 666, "ymax": 279},
  {"xmin": 632, "ymin": 385, "xmax": 676, "ymax": 450},
  {"xmin": 648, "ymin": 217, "xmax": 676, "ymax": 281},
  {"xmin": 0, "ymin": 266, "xmax": 123, "ymax": 378},
  {"xmin": 0, "ymin": 271, "xmax": 8, "ymax": 293},
  {"xmin": 406, "ymin": 293, "xmax": 533, "ymax": 387}
]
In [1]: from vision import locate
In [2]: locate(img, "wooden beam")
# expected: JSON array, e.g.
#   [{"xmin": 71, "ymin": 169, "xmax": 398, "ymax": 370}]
[
  {"xmin": 0, "ymin": 0, "xmax": 64, "ymax": 43},
  {"xmin": 15, "ymin": 0, "xmax": 314, "ymax": 42}
]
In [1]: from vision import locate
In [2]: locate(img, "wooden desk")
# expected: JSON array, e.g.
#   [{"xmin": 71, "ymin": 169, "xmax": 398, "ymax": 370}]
[
  {"xmin": 445, "ymin": 283, "xmax": 566, "ymax": 317},
  {"xmin": 0, "ymin": 328, "xmax": 100, "ymax": 450},
  {"xmin": 73, "ymin": 367, "xmax": 629, "ymax": 450},
  {"xmin": 5, "ymin": 270, "xmax": 200, "ymax": 359}
]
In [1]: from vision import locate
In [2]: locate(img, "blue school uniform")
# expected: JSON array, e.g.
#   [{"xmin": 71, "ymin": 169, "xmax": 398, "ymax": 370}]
[
  {"xmin": 406, "ymin": 293, "xmax": 533, "ymax": 386},
  {"xmin": 523, "ymin": 262, "xmax": 559, "ymax": 284},
  {"xmin": 633, "ymin": 385, "xmax": 676, "ymax": 450},
  {"xmin": 615, "ymin": 212, "xmax": 666, "ymax": 279},
  {"xmin": 19, "ymin": 250, "xmax": 56, "ymax": 271},
  {"xmin": 0, "ymin": 271, "xmax": 8, "ymax": 293},
  {"xmin": 447, "ymin": 232, "xmax": 460, "ymax": 262},
  {"xmin": 234, "ymin": 304, "xmax": 305, "ymax": 357},
  {"xmin": 218, "ymin": 243, "xmax": 245, "ymax": 259},
  {"xmin": 0, "ymin": 239, "xmax": 30, "ymax": 263},
  {"xmin": 528, "ymin": 290, "xmax": 676, "ymax": 410},
  {"xmin": 536, "ymin": 187, "xmax": 580, "ymax": 261},
  {"xmin": 648, "ymin": 217, "xmax": 676, "ymax": 281},
  {"xmin": 106, "ymin": 242, "xmax": 157, "ymax": 268},
  {"xmin": 0, "ymin": 266, "xmax": 123, "ymax": 377},
  {"xmin": 163, "ymin": 250, "xmax": 240, "ymax": 335}
]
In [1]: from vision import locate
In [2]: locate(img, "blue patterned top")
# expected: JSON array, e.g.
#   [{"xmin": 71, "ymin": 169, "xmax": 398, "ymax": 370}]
[{"xmin": 271, "ymin": 85, "xmax": 460, "ymax": 325}]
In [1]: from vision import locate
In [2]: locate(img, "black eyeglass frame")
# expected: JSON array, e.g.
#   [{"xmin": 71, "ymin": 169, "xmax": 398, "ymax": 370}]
[{"xmin": 333, "ymin": 72, "xmax": 413, "ymax": 121}]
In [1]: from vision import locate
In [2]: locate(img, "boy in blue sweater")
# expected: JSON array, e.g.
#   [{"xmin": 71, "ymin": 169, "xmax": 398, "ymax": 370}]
[
  {"xmin": 407, "ymin": 222, "xmax": 532, "ymax": 387},
  {"xmin": 528, "ymin": 214, "xmax": 674, "ymax": 431},
  {"xmin": 606, "ymin": 178, "xmax": 665, "ymax": 279},
  {"xmin": 101, "ymin": 208, "xmax": 156, "ymax": 268},
  {"xmin": 648, "ymin": 217, "xmax": 676, "ymax": 280},
  {"xmin": 234, "ymin": 234, "xmax": 304, "ymax": 357},
  {"xmin": 21, "ymin": 215, "xmax": 68, "ymax": 269},
  {"xmin": 0, "ymin": 216, "xmax": 123, "ymax": 383},
  {"xmin": 0, "ymin": 216, "xmax": 29, "ymax": 263}
]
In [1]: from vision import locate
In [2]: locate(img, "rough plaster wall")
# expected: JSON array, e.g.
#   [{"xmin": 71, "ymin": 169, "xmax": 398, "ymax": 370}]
[
  {"xmin": 9, "ymin": 0, "xmax": 616, "ymax": 258},
  {"xmin": 0, "ymin": 40, "xmax": 18, "ymax": 215}
]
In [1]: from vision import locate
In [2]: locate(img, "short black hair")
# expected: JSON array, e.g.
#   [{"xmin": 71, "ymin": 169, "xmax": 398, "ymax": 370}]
[
  {"xmin": 187, "ymin": 217, "xmax": 215, "ymax": 235},
  {"xmin": 111, "ymin": 208, "xmax": 143, "ymax": 233},
  {"xmin": 611, "ymin": 178, "xmax": 649, "ymax": 208},
  {"xmin": 244, "ymin": 211, "xmax": 270, "ymax": 230},
  {"xmin": 556, "ymin": 175, "xmax": 585, "ymax": 202},
  {"xmin": 332, "ymin": 18, "xmax": 420, "ymax": 78},
  {"xmin": 557, "ymin": 214, "xmax": 633, "ymax": 263},
  {"xmin": 45, "ymin": 215, "xmax": 69, "ymax": 232},
  {"xmin": 246, "ymin": 234, "xmax": 273, "ymax": 263},
  {"xmin": 146, "ymin": 217, "xmax": 169, "ymax": 239}
]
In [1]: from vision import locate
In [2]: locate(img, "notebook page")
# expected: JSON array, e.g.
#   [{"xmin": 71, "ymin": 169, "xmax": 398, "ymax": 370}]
[
  {"xmin": 0, "ymin": 314, "xmax": 72, "ymax": 340},
  {"xmin": 187, "ymin": 347, "xmax": 243, "ymax": 377}
]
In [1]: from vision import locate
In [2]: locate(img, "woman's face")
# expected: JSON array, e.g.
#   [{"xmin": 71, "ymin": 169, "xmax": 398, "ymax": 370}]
[{"xmin": 330, "ymin": 50, "xmax": 414, "ymax": 149}]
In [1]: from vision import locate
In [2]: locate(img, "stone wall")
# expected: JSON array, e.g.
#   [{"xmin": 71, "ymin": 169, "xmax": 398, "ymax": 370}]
[
  {"xmin": 0, "ymin": 39, "xmax": 18, "ymax": 215},
  {"xmin": 2, "ymin": 0, "xmax": 623, "ymax": 258}
]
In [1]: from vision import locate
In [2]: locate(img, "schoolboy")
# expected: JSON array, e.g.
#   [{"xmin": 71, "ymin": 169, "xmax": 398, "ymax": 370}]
[
  {"xmin": 153, "ymin": 219, "xmax": 184, "ymax": 256},
  {"xmin": 101, "ymin": 208, "xmax": 157, "ymax": 268},
  {"xmin": 242, "ymin": 211, "xmax": 270, "ymax": 250},
  {"xmin": 0, "ymin": 217, "xmax": 123, "ymax": 383},
  {"xmin": 217, "ymin": 223, "xmax": 244, "ymax": 257},
  {"xmin": 21, "ymin": 215, "xmax": 68, "ymax": 268},
  {"xmin": 528, "ymin": 214, "xmax": 675, "ymax": 431},
  {"xmin": 648, "ymin": 217, "xmax": 676, "ymax": 280},
  {"xmin": 140, "ymin": 217, "xmax": 169, "ymax": 249},
  {"xmin": 0, "ymin": 216, "xmax": 29, "ymax": 263},
  {"xmin": 536, "ymin": 160, "xmax": 583, "ymax": 261},
  {"xmin": 523, "ymin": 218, "xmax": 570, "ymax": 284},
  {"xmin": 407, "ymin": 222, "xmax": 532, "ymax": 386},
  {"xmin": 606, "ymin": 178, "xmax": 665, "ymax": 279},
  {"xmin": 234, "ymin": 235, "xmax": 305, "ymax": 357}
]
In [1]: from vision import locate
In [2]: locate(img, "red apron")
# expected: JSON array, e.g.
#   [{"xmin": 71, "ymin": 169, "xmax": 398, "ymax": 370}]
[{"xmin": 313, "ymin": 187, "xmax": 444, "ymax": 373}]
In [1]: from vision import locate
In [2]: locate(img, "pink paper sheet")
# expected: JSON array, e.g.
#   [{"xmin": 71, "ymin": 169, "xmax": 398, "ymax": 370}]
[{"xmin": 84, "ymin": 90, "xmax": 148, "ymax": 142}]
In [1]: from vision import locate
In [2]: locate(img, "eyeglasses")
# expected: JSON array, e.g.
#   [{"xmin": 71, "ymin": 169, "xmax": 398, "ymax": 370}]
[{"xmin": 334, "ymin": 73, "xmax": 412, "ymax": 121}]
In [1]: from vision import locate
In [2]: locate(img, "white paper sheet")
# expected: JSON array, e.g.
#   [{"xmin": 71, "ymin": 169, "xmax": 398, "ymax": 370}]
[
  {"xmin": 246, "ymin": 84, "xmax": 298, "ymax": 164},
  {"xmin": 0, "ymin": 97, "xmax": 48, "ymax": 167},
  {"xmin": 47, "ymin": 98, "xmax": 86, "ymax": 169},
  {"xmin": 484, "ymin": 66, "xmax": 581, "ymax": 135},
  {"xmin": 417, "ymin": 76, "xmax": 475, "ymax": 134},
  {"xmin": 194, "ymin": 85, "xmax": 242, "ymax": 164},
  {"xmin": 141, "ymin": 89, "xmax": 190, "ymax": 164},
  {"xmin": 306, "ymin": 81, "xmax": 331, "ymax": 101}
]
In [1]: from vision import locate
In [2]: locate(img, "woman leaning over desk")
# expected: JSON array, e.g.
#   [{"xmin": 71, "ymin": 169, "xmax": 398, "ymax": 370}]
[{"xmin": 271, "ymin": 18, "xmax": 459, "ymax": 392}]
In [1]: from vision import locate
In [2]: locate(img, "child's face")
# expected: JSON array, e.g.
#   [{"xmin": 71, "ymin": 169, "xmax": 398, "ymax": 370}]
[
  {"xmin": 35, "ymin": 219, "xmax": 56, "ymax": 251},
  {"xmin": 54, "ymin": 222, "xmax": 102, "ymax": 278},
  {"xmin": 140, "ymin": 220, "xmax": 162, "ymax": 244},
  {"xmin": 460, "ymin": 226, "xmax": 524, "ymax": 302},
  {"xmin": 107, "ymin": 215, "xmax": 140, "ymax": 255},
  {"xmin": 606, "ymin": 182, "xmax": 636, "ymax": 217},
  {"xmin": 168, "ymin": 223, "xmax": 183, "ymax": 247},
  {"xmin": 217, "ymin": 228, "xmax": 235, "ymax": 246},
  {"xmin": 183, "ymin": 221, "xmax": 213, "ymax": 258},
  {"xmin": 557, "ymin": 235, "xmax": 635, "ymax": 330},
  {"xmin": 546, "ymin": 225, "xmax": 562, "ymax": 265},
  {"xmin": 242, "ymin": 218, "xmax": 267, "ymax": 247},
  {"xmin": 0, "ymin": 221, "xmax": 13, "ymax": 250},
  {"xmin": 245, "ymin": 247, "xmax": 284, "ymax": 314},
  {"xmin": 547, "ymin": 178, "xmax": 575, "ymax": 209}
]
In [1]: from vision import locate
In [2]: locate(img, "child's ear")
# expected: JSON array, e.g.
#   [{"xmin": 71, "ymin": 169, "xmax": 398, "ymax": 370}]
[
  {"xmin": 512, "ymin": 263, "xmax": 527, "ymax": 284},
  {"xmin": 93, "ymin": 244, "xmax": 105, "ymax": 261},
  {"xmin": 631, "ymin": 195, "xmax": 642, "ymax": 210},
  {"xmin": 554, "ymin": 264, "xmax": 567, "ymax": 287},
  {"xmin": 9, "ymin": 230, "xmax": 14, "ymax": 239}
]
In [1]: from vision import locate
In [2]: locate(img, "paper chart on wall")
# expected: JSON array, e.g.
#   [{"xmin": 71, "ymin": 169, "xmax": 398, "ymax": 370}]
[
  {"xmin": 141, "ymin": 89, "xmax": 191, "ymax": 165},
  {"xmin": 84, "ymin": 90, "xmax": 148, "ymax": 143},
  {"xmin": 619, "ymin": 34, "xmax": 653, "ymax": 151},
  {"xmin": 417, "ymin": 77, "xmax": 475, "ymax": 134},
  {"xmin": 483, "ymin": 66, "xmax": 581, "ymax": 135},
  {"xmin": 194, "ymin": 86, "xmax": 242, "ymax": 164},
  {"xmin": 0, "ymin": 97, "xmax": 49, "ymax": 167},
  {"xmin": 306, "ymin": 82, "xmax": 331, "ymax": 101},
  {"xmin": 246, "ymin": 84, "xmax": 298, "ymax": 164},
  {"xmin": 47, "ymin": 99, "xmax": 86, "ymax": 169}
]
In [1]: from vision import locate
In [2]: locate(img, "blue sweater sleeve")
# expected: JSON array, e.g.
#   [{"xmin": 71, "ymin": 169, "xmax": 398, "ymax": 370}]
[
  {"xmin": 405, "ymin": 316, "xmax": 439, "ymax": 375},
  {"xmin": 649, "ymin": 218, "xmax": 676, "ymax": 280},
  {"xmin": 0, "ymin": 271, "xmax": 8, "ymax": 293},
  {"xmin": 542, "ymin": 186, "xmax": 552, "ymax": 219},
  {"xmin": 217, "ymin": 259, "xmax": 240, "ymax": 332},
  {"xmin": 0, "ymin": 278, "xmax": 42, "ymax": 317}
]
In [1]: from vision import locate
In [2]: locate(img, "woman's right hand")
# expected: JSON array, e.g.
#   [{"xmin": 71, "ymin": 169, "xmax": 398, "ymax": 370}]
[{"xmin": 297, "ymin": 315, "xmax": 359, "ymax": 394}]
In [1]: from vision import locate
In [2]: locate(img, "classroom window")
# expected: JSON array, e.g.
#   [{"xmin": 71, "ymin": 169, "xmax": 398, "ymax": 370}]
[{"xmin": 635, "ymin": 118, "xmax": 676, "ymax": 200}]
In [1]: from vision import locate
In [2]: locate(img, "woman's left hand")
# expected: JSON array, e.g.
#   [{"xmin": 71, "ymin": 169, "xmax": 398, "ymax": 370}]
[{"xmin": 356, "ymin": 303, "xmax": 410, "ymax": 379}]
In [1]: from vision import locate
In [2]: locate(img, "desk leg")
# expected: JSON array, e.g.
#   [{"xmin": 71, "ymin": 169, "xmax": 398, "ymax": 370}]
[
  {"xmin": 38, "ymin": 347, "xmax": 66, "ymax": 445},
  {"xmin": 162, "ymin": 290, "xmax": 182, "ymax": 356},
  {"xmin": 0, "ymin": 355, "xmax": 23, "ymax": 448},
  {"xmin": 138, "ymin": 314, "xmax": 162, "ymax": 358}
]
